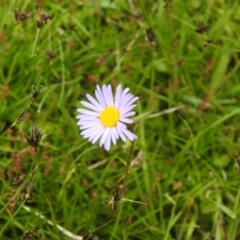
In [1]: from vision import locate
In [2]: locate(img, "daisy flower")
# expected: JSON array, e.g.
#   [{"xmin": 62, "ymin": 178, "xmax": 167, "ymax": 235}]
[{"xmin": 76, "ymin": 84, "xmax": 138, "ymax": 151}]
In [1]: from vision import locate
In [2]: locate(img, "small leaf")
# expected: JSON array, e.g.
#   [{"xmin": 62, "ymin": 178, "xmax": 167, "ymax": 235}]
[{"xmin": 209, "ymin": 199, "xmax": 236, "ymax": 219}]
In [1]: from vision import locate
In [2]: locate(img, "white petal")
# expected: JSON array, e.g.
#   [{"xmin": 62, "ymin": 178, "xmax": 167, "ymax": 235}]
[
  {"xmin": 86, "ymin": 94, "xmax": 104, "ymax": 110},
  {"xmin": 81, "ymin": 101, "xmax": 101, "ymax": 112},
  {"xmin": 114, "ymin": 85, "xmax": 122, "ymax": 108}
]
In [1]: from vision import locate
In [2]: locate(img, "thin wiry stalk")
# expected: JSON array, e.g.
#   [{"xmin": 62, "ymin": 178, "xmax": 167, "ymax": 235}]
[
  {"xmin": 0, "ymin": 79, "xmax": 43, "ymax": 137},
  {"xmin": 23, "ymin": 205, "xmax": 83, "ymax": 240}
]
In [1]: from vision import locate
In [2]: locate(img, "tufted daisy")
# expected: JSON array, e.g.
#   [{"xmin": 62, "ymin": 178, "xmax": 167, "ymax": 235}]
[{"xmin": 76, "ymin": 84, "xmax": 138, "ymax": 151}]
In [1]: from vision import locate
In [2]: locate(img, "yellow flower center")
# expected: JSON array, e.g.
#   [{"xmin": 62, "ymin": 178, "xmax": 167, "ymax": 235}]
[{"xmin": 100, "ymin": 106, "xmax": 120, "ymax": 127}]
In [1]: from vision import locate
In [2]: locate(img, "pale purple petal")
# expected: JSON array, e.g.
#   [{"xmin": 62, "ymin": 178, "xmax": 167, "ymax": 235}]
[
  {"xmin": 117, "ymin": 121, "xmax": 127, "ymax": 129},
  {"xmin": 119, "ymin": 118, "xmax": 134, "ymax": 124},
  {"xmin": 81, "ymin": 125, "xmax": 102, "ymax": 138},
  {"xmin": 121, "ymin": 87, "xmax": 130, "ymax": 98},
  {"xmin": 104, "ymin": 132, "xmax": 112, "ymax": 151},
  {"xmin": 119, "ymin": 88, "xmax": 130, "ymax": 106},
  {"xmin": 82, "ymin": 131, "xmax": 97, "ymax": 140},
  {"xmin": 118, "ymin": 94, "xmax": 133, "ymax": 109},
  {"xmin": 114, "ymin": 85, "xmax": 122, "ymax": 108},
  {"xmin": 81, "ymin": 101, "xmax": 101, "ymax": 112},
  {"xmin": 102, "ymin": 85, "xmax": 113, "ymax": 106},
  {"xmin": 91, "ymin": 127, "xmax": 105, "ymax": 144},
  {"xmin": 86, "ymin": 94, "xmax": 104, "ymax": 110},
  {"xmin": 121, "ymin": 128, "xmax": 137, "ymax": 141},
  {"xmin": 110, "ymin": 128, "xmax": 117, "ymax": 145},
  {"xmin": 77, "ymin": 115, "xmax": 99, "ymax": 121},
  {"xmin": 77, "ymin": 109, "xmax": 99, "ymax": 116},
  {"xmin": 125, "ymin": 96, "xmax": 139, "ymax": 106},
  {"xmin": 107, "ymin": 85, "xmax": 114, "ymax": 106},
  {"xmin": 96, "ymin": 85, "xmax": 107, "ymax": 107},
  {"xmin": 112, "ymin": 126, "xmax": 119, "ymax": 140},
  {"xmin": 79, "ymin": 121, "xmax": 100, "ymax": 129},
  {"xmin": 116, "ymin": 125, "xmax": 126, "ymax": 142},
  {"xmin": 100, "ymin": 127, "xmax": 110, "ymax": 147},
  {"xmin": 89, "ymin": 125, "xmax": 105, "ymax": 142},
  {"xmin": 120, "ymin": 105, "xmax": 137, "ymax": 115},
  {"xmin": 121, "ymin": 111, "xmax": 135, "ymax": 118},
  {"xmin": 119, "ymin": 97, "xmax": 139, "ymax": 111},
  {"xmin": 78, "ymin": 119, "xmax": 99, "ymax": 125},
  {"xmin": 102, "ymin": 85, "xmax": 109, "ymax": 106}
]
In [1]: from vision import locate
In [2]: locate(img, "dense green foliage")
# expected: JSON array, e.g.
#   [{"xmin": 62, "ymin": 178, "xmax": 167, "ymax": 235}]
[{"xmin": 1, "ymin": 0, "xmax": 240, "ymax": 239}]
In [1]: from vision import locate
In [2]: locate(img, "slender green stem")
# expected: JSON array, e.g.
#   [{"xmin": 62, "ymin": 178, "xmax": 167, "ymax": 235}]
[
  {"xmin": 58, "ymin": 39, "xmax": 65, "ymax": 107},
  {"xmin": 31, "ymin": 28, "xmax": 40, "ymax": 57},
  {"xmin": 111, "ymin": 141, "xmax": 135, "ymax": 240},
  {"xmin": 122, "ymin": 141, "xmax": 135, "ymax": 191}
]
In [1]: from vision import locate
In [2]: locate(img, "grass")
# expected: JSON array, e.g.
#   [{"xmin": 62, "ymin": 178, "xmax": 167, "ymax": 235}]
[{"xmin": 1, "ymin": 0, "xmax": 240, "ymax": 239}]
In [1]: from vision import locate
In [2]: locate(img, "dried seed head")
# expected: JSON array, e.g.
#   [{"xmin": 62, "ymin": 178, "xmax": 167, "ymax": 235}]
[
  {"xmin": 69, "ymin": 23, "xmax": 76, "ymax": 31},
  {"xmin": 21, "ymin": 181, "xmax": 37, "ymax": 201},
  {"xmin": 83, "ymin": 231, "xmax": 99, "ymax": 240},
  {"xmin": 17, "ymin": 109, "xmax": 28, "ymax": 124},
  {"xmin": 145, "ymin": 28, "xmax": 155, "ymax": 43},
  {"xmin": 104, "ymin": 188, "xmax": 121, "ymax": 210},
  {"xmin": 36, "ymin": 8, "xmax": 53, "ymax": 28},
  {"xmin": 14, "ymin": 8, "xmax": 31, "ymax": 23},
  {"xmin": 21, "ymin": 227, "xmax": 40, "ymax": 240},
  {"xmin": 9, "ymin": 175, "xmax": 24, "ymax": 188},
  {"xmin": 195, "ymin": 23, "xmax": 209, "ymax": 34},
  {"xmin": 46, "ymin": 50, "xmax": 55, "ymax": 64},
  {"xmin": 31, "ymin": 85, "xmax": 43, "ymax": 102},
  {"xmin": 164, "ymin": 0, "xmax": 173, "ymax": 13},
  {"xmin": 174, "ymin": 59, "xmax": 185, "ymax": 68},
  {"xmin": 203, "ymin": 39, "xmax": 214, "ymax": 48},
  {"xmin": 25, "ymin": 125, "xmax": 43, "ymax": 151}
]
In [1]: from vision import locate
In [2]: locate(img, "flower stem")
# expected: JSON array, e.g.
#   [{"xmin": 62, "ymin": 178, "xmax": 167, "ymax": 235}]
[
  {"xmin": 122, "ymin": 141, "xmax": 134, "ymax": 191},
  {"xmin": 111, "ymin": 142, "xmax": 134, "ymax": 240}
]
